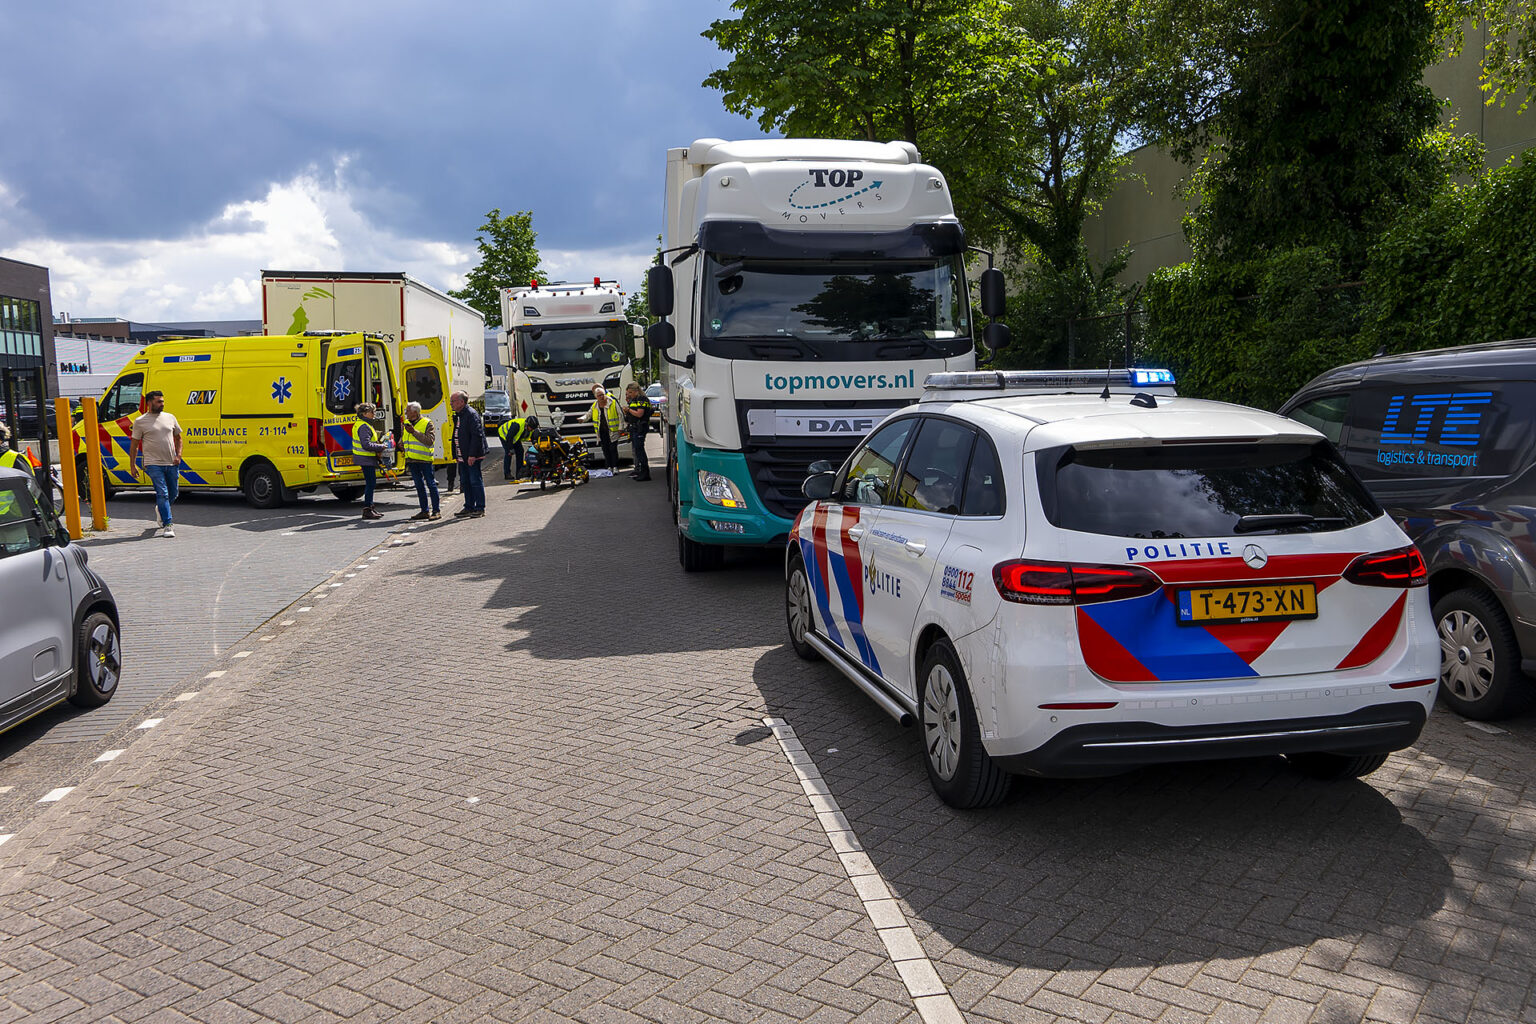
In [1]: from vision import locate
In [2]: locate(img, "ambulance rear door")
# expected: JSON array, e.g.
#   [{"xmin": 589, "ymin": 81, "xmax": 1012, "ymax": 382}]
[
  {"xmin": 321, "ymin": 339, "xmax": 365, "ymax": 473},
  {"xmin": 400, "ymin": 336, "xmax": 449, "ymax": 464}
]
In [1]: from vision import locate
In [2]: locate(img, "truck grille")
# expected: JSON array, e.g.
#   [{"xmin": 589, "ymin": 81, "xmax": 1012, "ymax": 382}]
[{"xmin": 744, "ymin": 443, "xmax": 857, "ymax": 521}]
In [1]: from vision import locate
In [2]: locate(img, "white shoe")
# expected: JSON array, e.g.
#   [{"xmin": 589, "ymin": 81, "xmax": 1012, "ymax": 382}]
[{"xmin": 162, "ymin": 526, "xmax": 175, "ymax": 538}]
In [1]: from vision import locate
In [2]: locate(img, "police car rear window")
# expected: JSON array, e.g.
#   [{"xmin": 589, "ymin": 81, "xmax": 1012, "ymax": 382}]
[{"xmin": 1039, "ymin": 442, "xmax": 1379, "ymax": 538}]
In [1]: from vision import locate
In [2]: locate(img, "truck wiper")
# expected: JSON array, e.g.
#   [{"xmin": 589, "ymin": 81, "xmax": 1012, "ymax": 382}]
[{"xmin": 1233, "ymin": 513, "xmax": 1345, "ymax": 534}]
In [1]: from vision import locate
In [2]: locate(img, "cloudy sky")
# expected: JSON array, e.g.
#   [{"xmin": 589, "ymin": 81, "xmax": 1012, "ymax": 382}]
[{"xmin": 0, "ymin": 1, "xmax": 762, "ymax": 322}]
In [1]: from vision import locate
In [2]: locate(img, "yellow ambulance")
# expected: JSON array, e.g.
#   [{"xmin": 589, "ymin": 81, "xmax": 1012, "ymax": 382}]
[{"xmin": 75, "ymin": 331, "xmax": 451, "ymax": 508}]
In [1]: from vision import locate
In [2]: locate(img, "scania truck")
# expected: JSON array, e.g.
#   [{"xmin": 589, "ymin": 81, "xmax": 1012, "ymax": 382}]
[
  {"xmin": 646, "ymin": 138, "xmax": 1007, "ymax": 571},
  {"xmin": 498, "ymin": 279, "xmax": 641, "ymax": 465}
]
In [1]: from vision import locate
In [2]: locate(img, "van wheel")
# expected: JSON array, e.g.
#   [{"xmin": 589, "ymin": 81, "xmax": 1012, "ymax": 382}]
[
  {"xmin": 328, "ymin": 485, "xmax": 362, "ymax": 503},
  {"xmin": 679, "ymin": 531, "xmax": 725, "ymax": 572},
  {"xmin": 75, "ymin": 456, "xmax": 116, "ymax": 502},
  {"xmin": 785, "ymin": 553, "xmax": 820, "ymax": 661},
  {"xmin": 918, "ymin": 638, "xmax": 1010, "ymax": 809},
  {"xmin": 70, "ymin": 611, "xmax": 120, "ymax": 708},
  {"xmin": 1434, "ymin": 587, "xmax": 1530, "ymax": 720},
  {"xmin": 1286, "ymin": 751, "xmax": 1389, "ymax": 780},
  {"xmin": 242, "ymin": 461, "xmax": 285, "ymax": 509}
]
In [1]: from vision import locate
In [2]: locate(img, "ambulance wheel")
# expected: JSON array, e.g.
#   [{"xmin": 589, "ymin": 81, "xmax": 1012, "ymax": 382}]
[
  {"xmin": 919, "ymin": 638, "xmax": 1010, "ymax": 809},
  {"xmin": 785, "ymin": 554, "xmax": 820, "ymax": 661},
  {"xmin": 242, "ymin": 461, "xmax": 285, "ymax": 509},
  {"xmin": 1286, "ymin": 751, "xmax": 1390, "ymax": 780},
  {"xmin": 70, "ymin": 610, "xmax": 120, "ymax": 708},
  {"xmin": 328, "ymin": 485, "xmax": 362, "ymax": 503},
  {"xmin": 679, "ymin": 531, "xmax": 724, "ymax": 572}
]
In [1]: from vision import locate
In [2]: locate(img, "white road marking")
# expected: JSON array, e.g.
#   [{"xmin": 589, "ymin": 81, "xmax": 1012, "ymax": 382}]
[
  {"xmin": 345, "ymin": 574, "xmax": 357, "ymax": 578},
  {"xmin": 38, "ymin": 787, "xmax": 74, "ymax": 803},
  {"xmin": 95, "ymin": 749, "xmax": 125, "ymax": 762},
  {"xmin": 329, "ymin": 582, "xmax": 344, "ymax": 588},
  {"xmin": 317, "ymin": 593, "xmax": 330, "ymax": 599},
  {"xmin": 233, "ymin": 652, "xmax": 251, "ymax": 659},
  {"xmin": 0, "ymin": 834, "xmax": 11, "ymax": 847},
  {"xmin": 1466, "ymin": 721, "xmax": 1507, "ymax": 735},
  {"xmin": 259, "ymin": 635, "xmax": 273, "ymax": 642},
  {"xmin": 466, "ymin": 796, "xmax": 480, "ymax": 804},
  {"xmin": 173, "ymin": 693, "xmax": 198, "ymax": 702},
  {"xmin": 299, "ymin": 607, "xmax": 312, "ymax": 612},
  {"xmin": 763, "ymin": 717, "xmax": 965, "ymax": 1024},
  {"xmin": 137, "ymin": 719, "xmax": 162, "ymax": 730},
  {"xmin": 0, "ymin": 786, "xmax": 13, "ymax": 794},
  {"xmin": 281, "ymin": 532, "xmax": 296, "ymax": 536},
  {"xmin": 280, "ymin": 620, "xmax": 295, "ymax": 626},
  {"xmin": 205, "ymin": 671, "xmax": 225, "ymax": 679}
]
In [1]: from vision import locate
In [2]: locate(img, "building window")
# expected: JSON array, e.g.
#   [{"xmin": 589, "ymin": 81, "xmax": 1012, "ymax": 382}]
[{"xmin": 0, "ymin": 296, "xmax": 43, "ymax": 365}]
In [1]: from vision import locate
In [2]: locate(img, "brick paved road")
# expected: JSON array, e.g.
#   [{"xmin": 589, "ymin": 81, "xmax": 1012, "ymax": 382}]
[{"xmin": 1, "ymin": 437, "xmax": 1535, "ymax": 1022}]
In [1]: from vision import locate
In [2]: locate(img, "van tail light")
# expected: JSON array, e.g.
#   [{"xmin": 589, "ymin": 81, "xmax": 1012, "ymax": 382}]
[
  {"xmin": 993, "ymin": 560, "xmax": 1162, "ymax": 605},
  {"xmin": 1343, "ymin": 546, "xmax": 1428, "ymax": 588},
  {"xmin": 308, "ymin": 417, "xmax": 325, "ymax": 458}
]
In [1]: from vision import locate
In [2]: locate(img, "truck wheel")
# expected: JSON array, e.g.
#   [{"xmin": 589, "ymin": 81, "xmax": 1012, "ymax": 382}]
[
  {"xmin": 1434, "ymin": 587, "xmax": 1530, "ymax": 720},
  {"xmin": 242, "ymin": 461, "xmax": 285, "ymax": 509},
  {"xmin": 919, "ymin": 638, "xmax": 1010, "ymax": 809},
  {"xmin": 328, "ymin": 484, "xmax": 362, "ymax": 503},
  {"xmin": 785, "ymin": 553, "xmax": 821, "ymax": 661},
  {"xmin": 70, "ymin": 610, "xmax": 120, "ymax": 708},
  {"xmin": 1286, "ymin": 751, "xmax": 1390, "ymax": 780},
  {"xmin": 679, "ymin": 531, "xmax": 725, "ymax": 572}
]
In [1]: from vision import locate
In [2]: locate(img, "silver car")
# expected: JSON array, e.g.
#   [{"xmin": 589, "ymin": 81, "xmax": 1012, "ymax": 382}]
[{"xmin": 0, "ymin": 465, "xmax": 120, "ymax": 734}]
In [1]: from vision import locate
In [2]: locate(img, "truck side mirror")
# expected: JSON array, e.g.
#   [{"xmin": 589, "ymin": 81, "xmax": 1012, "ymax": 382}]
[
  {"xmin": 979, "ymin": 267, "xmax": 1006, "ymax": 318},
  {"xmin": 647, "ymin": 322, "xmax": 676, "ymax": 352},
  {"xmin": 983, "ymin": 322, "xmax": 1011, "ymax": 354},
  {"xmin": 632, "ymin": 323, "xmax": 646, "ymax": 360},
  {"xmin": 647, "ymin": 265, "xmax": 674, "ymax": 317}
]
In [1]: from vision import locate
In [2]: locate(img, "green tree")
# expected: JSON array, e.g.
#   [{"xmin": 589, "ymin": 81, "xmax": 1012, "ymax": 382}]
[
  {"xmin": 1433, "ymin": 0, "xmax": 1536, "ymax": 111},
  {"xmin": 449, "ymin": 208, "xmax": 543, "ymax": 329}
]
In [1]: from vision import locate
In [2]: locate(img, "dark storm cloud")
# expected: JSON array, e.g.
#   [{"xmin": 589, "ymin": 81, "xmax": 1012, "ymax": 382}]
[{"xmin": 0, "ymin": 0, "xmax": 758, "ymax": 251}]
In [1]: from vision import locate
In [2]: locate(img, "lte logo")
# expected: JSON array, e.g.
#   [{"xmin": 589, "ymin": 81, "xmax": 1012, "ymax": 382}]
[
  {"xmin": 808, "ymin": 168, "xmax": 865, "ymax": 188},
  {"xmin": 1379, "ymin": 391, "xmax": 1491, "ymax": 447}
]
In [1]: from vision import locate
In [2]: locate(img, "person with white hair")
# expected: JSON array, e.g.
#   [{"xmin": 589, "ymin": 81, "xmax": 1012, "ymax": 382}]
[{"xmin": 400, "ymin": 401, "xmax": 441, "ymax": 521}]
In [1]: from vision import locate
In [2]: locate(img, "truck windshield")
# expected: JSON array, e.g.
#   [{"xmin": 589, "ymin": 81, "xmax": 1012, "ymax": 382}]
[
  {"xmin": 514, "ymin": 323, "xmax": 629, "ymax": 373},
  {"xmin": 701, "ymin": 255, "xmax": 970, "ymax": 357}
]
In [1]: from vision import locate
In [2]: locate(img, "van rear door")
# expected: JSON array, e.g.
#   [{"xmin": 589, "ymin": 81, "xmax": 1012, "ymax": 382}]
[
  {"xmin": 321, "ymin": 340, "xmax": 366, "ymax": 470},
  {"xmin": 400, "ymin": 337, "xmax": 449, "ymax": 464}
]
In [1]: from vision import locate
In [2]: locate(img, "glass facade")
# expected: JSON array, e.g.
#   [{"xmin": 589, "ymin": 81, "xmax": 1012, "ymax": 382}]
[{"xmin": 0, "ymin": 295, "xmax": 43, "ymax": 360}]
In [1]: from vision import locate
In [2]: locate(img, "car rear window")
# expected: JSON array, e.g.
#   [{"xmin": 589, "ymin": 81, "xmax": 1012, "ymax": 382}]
[{"xmin": 1039, "ymin": 441, "xmax": 1381, "ymax": 538}]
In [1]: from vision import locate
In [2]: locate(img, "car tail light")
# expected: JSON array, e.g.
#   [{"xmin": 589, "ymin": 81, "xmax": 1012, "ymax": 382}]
[
  {"xmin": 1343, "ymin": 546, "xmax": 1427, "ymax": 588},
  {"xmin": 308, "ymin": 417, "xmax": 325, "ymax": 458},
  {"xmin": 993, "ymin": 560, "xmax": 1161, "ymax": 605}
]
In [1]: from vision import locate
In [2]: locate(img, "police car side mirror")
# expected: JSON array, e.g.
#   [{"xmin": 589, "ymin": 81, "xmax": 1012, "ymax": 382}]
[
  {"xmin": 979, "ymin": 267, "xmax": 1006, "ymax": 319},
  {"xmin": 802, "ymin": 471, "xmax": 836, "ymax": 501},
  {"xmin": 983, "ymin": 322, "xmax": 1011, "ymax": 354},
  {"xmin": 647, "ymin": 265, "xmax": 674, "ymax": 317},
  {"xmin": 647, "ymin": 322, "xmax": 676, "ymax": 353}
]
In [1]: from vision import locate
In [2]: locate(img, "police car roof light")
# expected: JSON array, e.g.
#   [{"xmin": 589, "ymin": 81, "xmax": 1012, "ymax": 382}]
[{"xmin": 922, "ymin": 367, "xmax": 1176, "ymax": 400}]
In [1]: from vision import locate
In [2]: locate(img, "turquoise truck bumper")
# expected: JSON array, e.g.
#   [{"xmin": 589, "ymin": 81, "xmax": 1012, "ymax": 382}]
[{"xmin": 677, "ymin": 442, "xmax": 795, "ymax": 546}]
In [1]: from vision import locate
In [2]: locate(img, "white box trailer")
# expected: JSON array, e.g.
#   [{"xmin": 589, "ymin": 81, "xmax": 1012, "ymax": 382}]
[{"xmin": 261, "ymin": 271, "xmax": 485, "ymax": 402}]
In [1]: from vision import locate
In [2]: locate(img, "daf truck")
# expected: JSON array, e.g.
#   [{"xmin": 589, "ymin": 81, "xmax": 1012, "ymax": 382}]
[
  {"xmin": 262, "ymin": 271, "xmax": 484, "ymax": 468},
  {"xmin": 498, "ymin": 279, "xmax": 642, "ymax": 465},
  {"xmin": 646, "ymin": 138, "xmax": 1008, "ymax": 571}
]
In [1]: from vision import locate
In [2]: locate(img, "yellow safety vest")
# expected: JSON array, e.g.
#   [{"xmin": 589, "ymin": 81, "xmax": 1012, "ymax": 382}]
[
  {"xmin": 0, "ymin": 448, "xmax": 26, "ymax": 472},
  {"xmin": 400, "ymin": 417, "xmax": 436, "ymax": 461},
  {"xmin": 499, "ymin": 417, "xmax": 532, "ymax": 445},
  {"xmin": 589, "ymin": 399, "xmax": 623, "ymax": 434}
]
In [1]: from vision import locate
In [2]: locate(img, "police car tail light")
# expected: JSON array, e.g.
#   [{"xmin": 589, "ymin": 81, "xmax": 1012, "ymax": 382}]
[
  {"xmin": 993, "ymin": 559, "xmax": 1161, "ymax": 605},
  {"xmin": 1343, "ymin": 546, "xmax": 1428, "ymax": 588}
]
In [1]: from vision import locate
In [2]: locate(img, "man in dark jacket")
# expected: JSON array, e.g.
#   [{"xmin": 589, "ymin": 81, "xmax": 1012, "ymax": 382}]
[{"xmin": 449, "ymin": 391, "xmax": 487, "ymax": 518}]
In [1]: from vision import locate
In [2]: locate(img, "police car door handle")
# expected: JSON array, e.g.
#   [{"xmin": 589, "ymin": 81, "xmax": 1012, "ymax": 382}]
[
  {"xmin": 847, "ymin": 525, "xmax": 866, "ymax": 540},
  {"xmin": 904, "ymin": 539, "xmax": 926, "ymax": 556}
]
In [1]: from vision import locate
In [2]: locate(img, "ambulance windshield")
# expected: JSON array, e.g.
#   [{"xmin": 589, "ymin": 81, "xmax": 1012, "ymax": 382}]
[{"xmin": 515, "ymin": 322, "xmax": 629, "ymax": 373}]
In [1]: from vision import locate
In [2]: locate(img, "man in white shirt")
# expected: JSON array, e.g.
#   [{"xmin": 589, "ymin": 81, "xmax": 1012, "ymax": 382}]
[{"xmin": 129, "ymin": 390, "xmax": 183, "ymax": 538}]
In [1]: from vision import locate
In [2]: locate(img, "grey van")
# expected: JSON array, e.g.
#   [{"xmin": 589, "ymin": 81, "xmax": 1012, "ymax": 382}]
[
  {"xmin": 0, "ymin": 465, "xmax": 120, "ymax": 735},
  {"xmin": 1281, "ymin": 339, "xmax": 1536, "ymax": 719}
]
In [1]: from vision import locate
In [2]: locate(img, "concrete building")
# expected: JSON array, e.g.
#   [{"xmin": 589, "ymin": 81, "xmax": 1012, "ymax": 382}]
[{"xmin": 0, "ymin": 257, "xmax": 57, "ymax": 404}]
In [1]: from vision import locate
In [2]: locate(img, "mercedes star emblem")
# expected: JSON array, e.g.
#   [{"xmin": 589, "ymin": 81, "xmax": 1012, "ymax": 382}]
[{"xmin": 1242, "ymin": 544, "xmax": 1269, "ymax": 569}]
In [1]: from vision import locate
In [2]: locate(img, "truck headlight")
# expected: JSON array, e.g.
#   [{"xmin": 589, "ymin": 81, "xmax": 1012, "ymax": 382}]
[{"xmin": 697, "ymin": 470, "xmax": 747, "ymax": 509}]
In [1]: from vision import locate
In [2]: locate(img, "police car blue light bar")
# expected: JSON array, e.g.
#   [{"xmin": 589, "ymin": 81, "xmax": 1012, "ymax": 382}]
[{"xmin": 921, "ymin": 368, "xmax": 1177, "ymax": 398}]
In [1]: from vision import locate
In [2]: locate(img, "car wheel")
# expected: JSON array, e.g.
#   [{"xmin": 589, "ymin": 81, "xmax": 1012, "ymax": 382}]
[
  {"xmin": 1434, "ymin": 587, "xmax": 1530, "ymax": 720},
  {"xmin": 70, "ymin": 610, "xmax": 120, "ymax": 708},
  {"xmin": 1286, "ymin": 751, "xmax": 1390, "ymax": 780},
  {"xmin": 242, "ymin": 461, "xmax": 285, "ymax": 509},
  {"xmin": 75, "ymin": 455, "xmax": 116, "ymax": 502},
  {"xmin": 918, "ymin": 638, "xmax": 1009, "ymax": 809},
  {"xmin": 785, "ymin": 554, "xmax": 820, "ymax": 661},
  {"xmin": 328, "ymin": 484, "xmax": 362, "ymax": 503}
]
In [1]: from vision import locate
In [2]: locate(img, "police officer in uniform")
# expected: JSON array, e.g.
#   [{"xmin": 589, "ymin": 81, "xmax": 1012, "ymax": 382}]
[
  {"xmin": 498, "ymin": 414, "xmax": 539, "ymax": 480},
  {"xmin": 622, "ymin": 382, "xmax": 653, "ymax": 481}
]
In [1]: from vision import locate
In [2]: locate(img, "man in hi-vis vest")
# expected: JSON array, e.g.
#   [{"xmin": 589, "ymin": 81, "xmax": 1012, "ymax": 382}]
[
  {"xmin": 400, "ymin": 401, "xmax": 441, "ymax": 521},
  {"xmin": 498, "ymin": 414, "xmax": 539, "ymax": 480}
]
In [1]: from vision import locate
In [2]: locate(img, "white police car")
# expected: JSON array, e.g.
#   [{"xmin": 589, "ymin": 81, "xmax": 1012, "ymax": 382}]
[{"xmin": 785, "ymin": 369, "xmax": 1439, "ymax": 808}]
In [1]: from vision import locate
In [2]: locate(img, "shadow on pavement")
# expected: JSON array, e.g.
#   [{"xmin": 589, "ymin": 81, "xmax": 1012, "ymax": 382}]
[{"xmin": 749, "ymin": 644, "xmax": 1461, "ymax": 972}]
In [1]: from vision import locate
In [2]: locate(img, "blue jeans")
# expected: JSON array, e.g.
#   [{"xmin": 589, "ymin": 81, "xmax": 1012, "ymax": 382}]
[
  {"xmin": 504, "ymin": 441, "xmax": 523, "ymax": 479},
  {"xmin": 144, "ymin": 464, "xmax": 179, "ymax": 525},
  {"xmin": 409, "ymin": 460, "xmax": 439, "ymax": 514},
  {"xmin": 460, "ymin": 459, "xmax": 485, "ymax": 511},
  {"xmin": 361, "ymin": 464, "xmax": 377, "ymax": 507}
]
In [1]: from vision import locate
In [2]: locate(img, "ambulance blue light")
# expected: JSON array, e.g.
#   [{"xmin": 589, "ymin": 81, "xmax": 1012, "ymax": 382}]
[{"xmin": 1130, "ymin": 368, "xmax": 1175, "ymax": 387}]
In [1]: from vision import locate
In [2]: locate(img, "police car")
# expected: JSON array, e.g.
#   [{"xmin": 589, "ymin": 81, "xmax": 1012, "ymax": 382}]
[{"xmin": 785, "ymin": 369, "xmax": 1439, "ymax": 808}]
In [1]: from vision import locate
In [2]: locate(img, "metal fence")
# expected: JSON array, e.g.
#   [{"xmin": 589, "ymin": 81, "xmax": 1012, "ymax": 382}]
[{"xmin": 1060, "ymin": 303, "xmax": 1150, "ymax": 370}]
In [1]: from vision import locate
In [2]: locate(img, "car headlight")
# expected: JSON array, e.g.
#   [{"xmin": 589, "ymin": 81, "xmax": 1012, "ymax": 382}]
[{"xmin": 697, "ymin": 470, "xmax": 747, "ymax": 509}]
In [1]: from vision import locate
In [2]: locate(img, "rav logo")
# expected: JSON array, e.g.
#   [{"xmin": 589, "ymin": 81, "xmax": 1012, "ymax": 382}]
[
  {"xmin": 186, "ymin": 389, "xmax": 217, "ymax": 406},
  {"xmin": 809, "ymin": 417, "xmax": 876, "ymax": 434}
]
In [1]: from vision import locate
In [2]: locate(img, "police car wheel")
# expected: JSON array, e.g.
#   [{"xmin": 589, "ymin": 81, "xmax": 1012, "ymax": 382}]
[
  {"xmin": 1286, "ymin": 751, "xmax": 1390, "ymax": 780},
  {"xmin": 243, "ymin": 462, "xmax": 285, "ymax": 509},
  {"xmin": 1433, "ymin": 588, "xmax": 1530, "ymax": 720},
  {"xmin": 918, "ymin": 639, "xmax": 1009, "ymax": 809},
  {"xmin": 785, "ymin": 555, "xmax": 820, "ymax": 661},
  {"xmin": 69, "ymin": 611, "xmax": 120, "ymax": 708}
]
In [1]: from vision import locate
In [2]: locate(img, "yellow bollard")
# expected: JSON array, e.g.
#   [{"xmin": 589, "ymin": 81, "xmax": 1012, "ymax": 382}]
[
  {"xmin": 53, "ymin": 398, "xmax": 82, "ymax": 539},
  {"xmin": 81, "ymin": 397, "xmax": 109, "ymax": 531}
]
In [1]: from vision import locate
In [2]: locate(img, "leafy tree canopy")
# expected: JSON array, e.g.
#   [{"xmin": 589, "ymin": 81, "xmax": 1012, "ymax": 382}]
[
  {"xmin": 1433, "ymin": 0, "xmax": 1536, "ymax": 111},
  {"xmin": 449, "ymin": 208, "xmax": 543, "ymax": 329}
]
